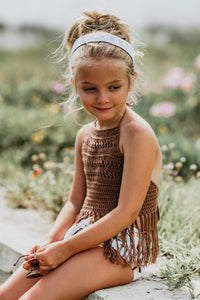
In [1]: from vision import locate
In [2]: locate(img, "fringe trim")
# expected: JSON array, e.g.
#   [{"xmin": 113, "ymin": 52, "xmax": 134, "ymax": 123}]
[{"xmin": 76, "ymin": 207, "xmax": 160, "ymax": 267}]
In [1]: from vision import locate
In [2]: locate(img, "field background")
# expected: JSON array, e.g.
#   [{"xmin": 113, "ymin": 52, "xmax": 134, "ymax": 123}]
[{"xmin": 0, "ymin": 22, "xmax": 200, "ymax": 296}]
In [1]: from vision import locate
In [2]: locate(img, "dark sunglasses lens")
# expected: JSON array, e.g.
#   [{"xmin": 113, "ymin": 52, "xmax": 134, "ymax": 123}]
[
  {"xmin": 26, "ymin": 270, "xmax": 42, "ymax": 278},
  {"xmin": 28, "ymin": 258, "xmax": 40, "ymax": 268},
  {"xmin": 23, "ymin": 258, "xmax": 40, "ymax": 270}
]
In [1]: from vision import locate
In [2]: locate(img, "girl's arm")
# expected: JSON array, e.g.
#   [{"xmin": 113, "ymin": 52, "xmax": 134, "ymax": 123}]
[
  {"xmin": 35, "ymin": 121, "xmax": 160, "ymax": 270},
  {"xmin": 44, "ymin": 126, "xmax": 87, "ymax": 243}
]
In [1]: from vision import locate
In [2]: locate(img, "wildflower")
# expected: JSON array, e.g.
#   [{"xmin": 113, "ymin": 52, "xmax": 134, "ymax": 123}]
[
  {"xmin": 38, "ymin": 153, "xmax": 46, "ymax": 161},
  {"xmin": 31, "ymin": 154, "xmax": 38, "ymax": 162},
  {"xmin": 32, "ymin": 164, "xmax": 40, "ymax": 171},
  {"xmin": 150, "ymin": 102, "xmax": 176, "ymax": 117},
  {"xmin": 31, "ymin": 130, "xmax": 47, "ymax": 144},
  {"xmin": 31, "ymin": 93, "xmax": 41, "ymax": 104},
  {"xmin": 169, "ymin": 143, "xmax": 176, "ymax": 149},
  {"xmin": 180, "ymin": 73, "xmax": 195, "ymax": 92},
  {"xmin": 195, "ymin": 54, "xmax": 200, "ymax": 70},
  {"xmin": 175, "ymin": 162, "xmax": 183, "ymax": 170},
  {"xmin": 43, "ymin": 161, "xmax": 57, "ymax": 170},
  {"xmin": 175, "ymin": 176, "xmax": 183, "ymax": 182},
  {"xmin": 159, "ymin": 125, "xmax": 168, "ymax": 134},
  {"xmin": 196, "ymin": 171, "xmax": 200, "ymax": 178},
  {"xmin": 52, "ymin": 82, "xmax": 65, "ymax": 94},
  {"xmin": 30, "ymin": 168, "xmax": 42, "ymax": 179},
  {"xmin": 66, "ymin": 147, "xmax": 74, "ymax": 152},
  {"xmin": 163, "ymin": 67, "xmax": 184, "ymax": 88},
  {"xmin": 164, "ymin": 162, "xmax": 174, "ymax": 170},
  {"xmin": 44, "ymin": 104, "xmax": 60, "ymax": 114},
  {"xmin": 161, "ymin": 145, "xmax": 168, "ymax": 152},
  {"xmin": 180, "ymin": 157, "xmax": 186, "ymax": 163},
  {"xmin": 190, "ymin": 164, "xmax": 197, "ymax": 171}
]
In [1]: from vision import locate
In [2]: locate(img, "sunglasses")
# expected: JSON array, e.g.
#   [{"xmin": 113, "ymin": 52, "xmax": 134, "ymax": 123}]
[{"xmin": 13, "ymin": 254, "xmax": 42, "ymax": 278}]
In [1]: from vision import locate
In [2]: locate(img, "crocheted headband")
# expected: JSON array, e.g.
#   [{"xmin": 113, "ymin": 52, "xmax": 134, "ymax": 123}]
[{"xmin": 71, "ymin": 32, "xmax": 135, "ymax": 63}]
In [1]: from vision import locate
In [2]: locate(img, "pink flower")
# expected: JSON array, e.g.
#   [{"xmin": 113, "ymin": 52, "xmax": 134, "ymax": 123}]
[
  {"xmin": 180, "ymin": 73, "xmax": 195, "ymax": 92},
  {"xmin": 52, "ymin": 82, "xmax": 65, "ymax": 94},
  {"xmin": 163, "ymin": 67, "xmax": 184, "ymax": 88},
  {"xmin": 195, "ymin": 54, "xmax": 200, "ymax": 70},
  {"xmin": 150, "ymin": 101, "xmax": 176, "ymax": 117}
]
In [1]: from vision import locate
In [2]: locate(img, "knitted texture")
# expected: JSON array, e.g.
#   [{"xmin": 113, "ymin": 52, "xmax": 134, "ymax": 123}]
[{"xmin": 76, "ymin": 121, "xmax": 160, "ymax": 267}]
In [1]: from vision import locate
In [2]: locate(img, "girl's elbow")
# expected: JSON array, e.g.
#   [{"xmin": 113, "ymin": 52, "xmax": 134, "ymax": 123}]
[{"xmin": 119, "ymin": 207, "xmax": 140, "ymax": 226}]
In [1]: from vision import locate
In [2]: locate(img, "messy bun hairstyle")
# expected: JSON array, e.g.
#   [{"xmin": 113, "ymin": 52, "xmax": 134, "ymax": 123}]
[{"xmin": 59, "ymin": 10, "xmax": 144, "ymax": 113}]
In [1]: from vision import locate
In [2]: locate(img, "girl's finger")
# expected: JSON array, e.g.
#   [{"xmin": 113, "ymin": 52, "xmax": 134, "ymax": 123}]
[
  {"xmin": 39, "ymin": 265, "xmax": 53, "ymax": 271},
  {"xmin": 24, "ymin": 254, "xmax": 34, "ymax": 261}
]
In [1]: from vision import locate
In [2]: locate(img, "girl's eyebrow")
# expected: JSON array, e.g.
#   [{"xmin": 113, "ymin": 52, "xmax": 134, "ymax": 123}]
[{"xmin": 79, "ymin": 80, "xmax": 123, "ymax": 85}]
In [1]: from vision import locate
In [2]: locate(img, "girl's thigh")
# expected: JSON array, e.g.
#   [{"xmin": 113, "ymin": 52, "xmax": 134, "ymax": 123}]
[{"xmin": 20, "ymin": 247, "xmax": 133, "ymax": 300}]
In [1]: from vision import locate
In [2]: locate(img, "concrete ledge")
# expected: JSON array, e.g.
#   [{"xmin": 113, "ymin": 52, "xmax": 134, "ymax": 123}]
[
  {"xmin": 0, "ymin": 242, "xmax": 21, "ymax": 273},
  {"xmin": 0, "ymin": 188, "xmax": 194, "ymax": 299}
]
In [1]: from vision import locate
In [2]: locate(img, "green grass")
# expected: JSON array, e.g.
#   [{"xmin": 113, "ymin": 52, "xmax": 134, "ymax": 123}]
[{"xmin": 158, "ymin": 177, "xmax": 200, "ymax": 297}]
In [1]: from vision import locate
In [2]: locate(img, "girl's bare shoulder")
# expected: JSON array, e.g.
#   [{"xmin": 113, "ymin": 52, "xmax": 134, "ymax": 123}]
[
  {"xmin": 76, "ymin": 122, "xmax": 94, "ymax": 145},
  {"xmin": 122, "ymin": 109, "xmax": 156, "ymax": 137}
]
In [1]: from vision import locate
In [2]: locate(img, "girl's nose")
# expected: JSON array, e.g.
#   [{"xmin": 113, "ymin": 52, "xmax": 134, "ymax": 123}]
[{"xmin": 96, "ymin": 91, "xmax": 109, "ymax": 104}]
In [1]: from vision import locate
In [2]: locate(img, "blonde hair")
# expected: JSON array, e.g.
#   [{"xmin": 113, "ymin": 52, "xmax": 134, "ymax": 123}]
[{"xmin": 58, "ymin": 10, "xmax": 145, "ymax": 113}]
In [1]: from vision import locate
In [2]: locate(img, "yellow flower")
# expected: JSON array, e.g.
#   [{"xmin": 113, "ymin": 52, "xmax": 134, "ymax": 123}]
[
  {"xmin": 44, "ymin": 104, "xmax": 60, "ymax": 114},
  {"xmin": 196, "ymin": 171, "xmax": 200, "ymax": 178},
  {"xmin": 175, "ymin": 176, "xmax": 183, "ymax": 182},
  {"xmin": 159, "ymin": 125, "xmax": 168, "ymax": 134},
  {"xmin": 38, "ymin": 153, "xmax": 47, "ymax": 160},
  {"xmin": 31, "ymin": 130, "xmax": 47, "ymax": 144},
  {"xmin": 31, "ymin": 154, "xmax": 38, "ymax": 162},
  {"xmin": 175, "ymin": 162, "xmax": 183, "ymax": 170},
  {"xmin": 31, "ymin": 93, "xmax": 41, "ymax": 104}
]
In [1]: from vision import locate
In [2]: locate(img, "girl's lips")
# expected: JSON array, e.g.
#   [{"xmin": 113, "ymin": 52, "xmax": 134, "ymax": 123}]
[{"xmin": 95, "ymin": 107, "xmax": 112, "ymax": 111}]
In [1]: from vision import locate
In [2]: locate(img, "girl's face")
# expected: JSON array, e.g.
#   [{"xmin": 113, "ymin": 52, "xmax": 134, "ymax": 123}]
[{"xmin": 74, "ymin": 57, "xmax": 132, "ymax": 129}]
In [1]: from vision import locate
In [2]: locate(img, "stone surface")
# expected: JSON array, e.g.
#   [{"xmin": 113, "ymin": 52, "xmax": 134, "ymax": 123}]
[
  {"xmin": 0, "ymin": 270, "xmax": 12, "ymax": 286},
  {"xmin": 0, "ymin": 187, "xmax": 197, "ymax": 299}
]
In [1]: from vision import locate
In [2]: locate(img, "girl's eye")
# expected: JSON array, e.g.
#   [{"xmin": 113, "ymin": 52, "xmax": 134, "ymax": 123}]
[
  {"xmin": 109, "ymin": 86, "xmax": 120, "ymax": 90},
  {"xmin": 83, "ymin": 87, "xmax": 96, "ymax": 92}
]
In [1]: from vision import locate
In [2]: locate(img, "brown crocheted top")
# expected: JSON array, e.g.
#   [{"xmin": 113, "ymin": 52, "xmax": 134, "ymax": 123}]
[{"xmin": 76, "ymin": 118, "xmax": 160, "ymax": 267}]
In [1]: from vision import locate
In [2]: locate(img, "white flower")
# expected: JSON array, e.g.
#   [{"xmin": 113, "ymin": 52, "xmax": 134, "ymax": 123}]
[
  {"xmin": 32, "ymin": 164, "xmax": 40, "ymax": 171},
  {"xmin": 180, "ymin": 157, "xmax": 186, "ymax": 163},
  {"xmin": 164, "ymin": 163, "xmax": 174, "ymax": 170},
  {"xmin": 161, "ymin": 145, "xmax": 168, "ymax": 152},
  {"xmin": 190, "ymin": 164, "xmax": 197, "ymax": 171}
]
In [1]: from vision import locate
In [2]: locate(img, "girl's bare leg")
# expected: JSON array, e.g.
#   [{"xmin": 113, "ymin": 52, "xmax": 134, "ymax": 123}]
[
  {"xmin": 0, "ymin": 265, "xmax": 41, "ymax": 300},
  {"xmin": 19, "ymin": 247, "xmax": 133, "ymax": 300}
]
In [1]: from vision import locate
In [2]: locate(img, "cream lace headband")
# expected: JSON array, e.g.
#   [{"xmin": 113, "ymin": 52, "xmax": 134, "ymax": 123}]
[{"xmin": 71, "ymin": 32, "xmax": 135, "ymax": 63}]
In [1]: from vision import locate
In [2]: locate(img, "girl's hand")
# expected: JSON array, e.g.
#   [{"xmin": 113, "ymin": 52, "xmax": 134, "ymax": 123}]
[{"xmin": 27, "ymin": 241, "xmax": 70, "ymax": 271}]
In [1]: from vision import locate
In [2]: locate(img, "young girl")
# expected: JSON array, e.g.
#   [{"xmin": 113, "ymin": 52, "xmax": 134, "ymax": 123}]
[{"xmin": 0, "ymin": 10, "xmax": 162, "ymax": 300}]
